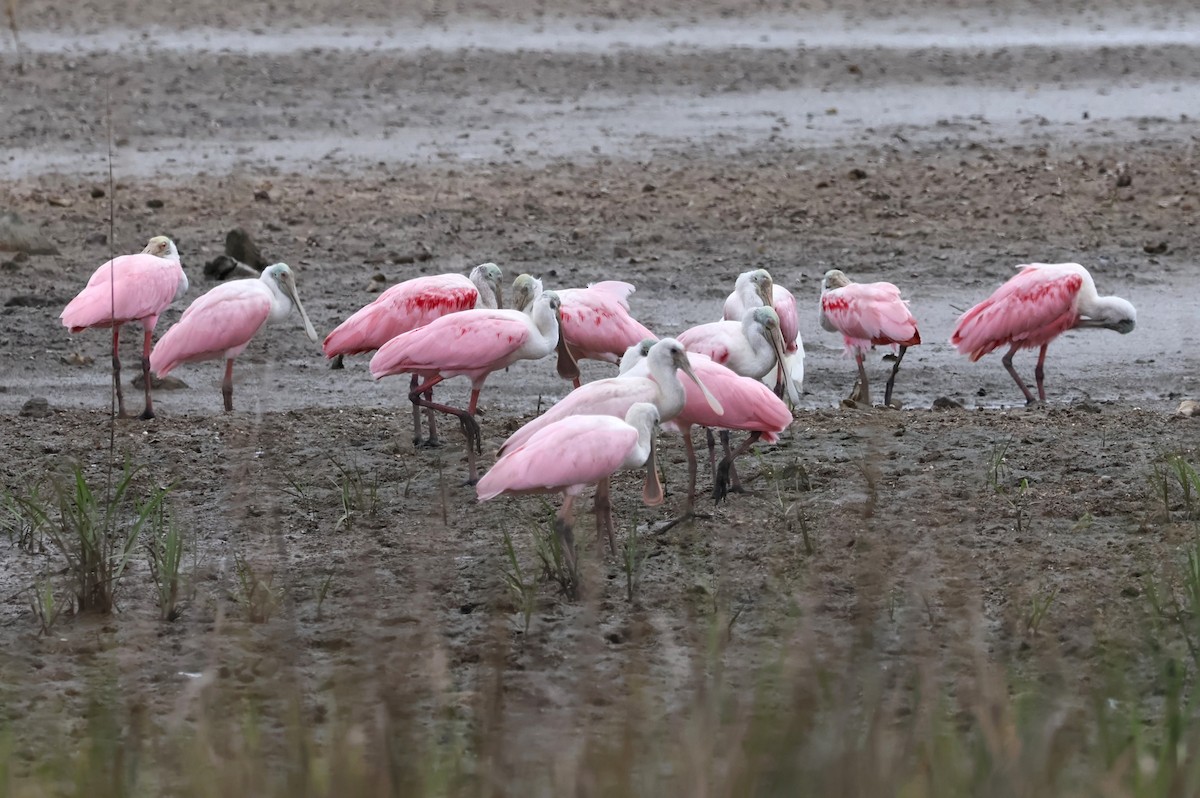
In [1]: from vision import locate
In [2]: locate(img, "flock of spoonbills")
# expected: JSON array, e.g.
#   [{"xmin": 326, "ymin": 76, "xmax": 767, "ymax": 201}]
[{"xmin": 60, "ymin": 237, "xmax": 1137, "ymax": 563}]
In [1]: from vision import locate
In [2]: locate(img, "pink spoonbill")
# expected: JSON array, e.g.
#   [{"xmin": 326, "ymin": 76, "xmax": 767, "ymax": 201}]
[
  {"xmin": 677, "ymin": 307, "xmax": 800, "ymax": 406},
  {"xmin": 819, "ymin": 269, "xmax": 921, "ymax": 407},
  {"xmin": 149, "ymin": 263, "xmax": 319, "ymax": 412},
  {"xmin": 621, "ymin": 340, "xmax": 792, "ymax": 510},
  {"xmin": 723, "ymin": 268, "xmax": 803, "ymax": 400},
  {"xmin": 511, "ymin": 274, "xmax": 657, "ymax": 388},
  {"xmin": 324, "ymin": 263, "xmax": 504, "ymax": 445},
  {"xmin": 369, "ymin": 291, "xmax": 578, "ymax": 483},
  {"xmin": 59, "ymin": 235, "xmax": 188, "ymax": 419},
  {"xmin": 477, "ymin": 402, "xmax": 663, "ymax": 574},
  {"xmin": 950, "ymin": 262, "xmax": 1136, "ymax": 405}
]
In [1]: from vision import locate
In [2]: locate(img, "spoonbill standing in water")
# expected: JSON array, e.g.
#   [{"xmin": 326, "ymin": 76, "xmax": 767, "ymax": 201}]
[
  {"xmin": 370, "ymin": 291, "xmax": 578, "ymax": 483},
  {"xmin": 149, "ymin": 263, "xmax": 319, "ymax": 411},
  {"xmin": 324, "ymin": 263, "xmax": 504, "ymax": 445},
  {"xmin": 819, "ymin": 269, "xmax": 921, "ymax": 407},
  {"xmin": 60, "ymin": 235, "xmax": 189, "ymax": 419},
  {"xmin": 950, "ymin": 262, "xmax": 1136, "ymax": 405}
]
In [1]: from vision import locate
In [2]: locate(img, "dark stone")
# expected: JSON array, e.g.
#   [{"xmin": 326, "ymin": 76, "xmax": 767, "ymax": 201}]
[
  {"xmin": 1144, "ymin": 241, "xmax": 1169, "ymax": 255},
  {"xmin": 146, "ymin": 198, "xmax": 165, "ymax": 209},
  {"xmin": 132, "ymin": 374, "xmax": 188, "ymax": 390},
  {"xmin": 203, "ymin": 254, "xmax": 259, "ymax": 281},
  {"xmin": 932, "ymin": 396, "xmax": 965, "ymax": 410},
  {"xmin": 19, "ymin": 397, "xmax": 51, "ymax": 418}
]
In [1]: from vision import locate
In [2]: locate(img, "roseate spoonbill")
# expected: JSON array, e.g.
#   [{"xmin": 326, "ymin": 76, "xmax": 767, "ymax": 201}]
[
  {"xmin": 497, "ymin": 338, "xmax": 722, "ymax": 457},
  {"xmin": 819, "ymin": 269, "xmax": 921, "ymax": 407},
  {"xmin": 511, "ymin": 274, "xmax": 658, "ymax": 388},
  {"xmin": 621, "ymin": 340, "xmax": 792, "ymax": 510},
  {"xmin": 150, "ymin": 263, "xmax": 318, "ymax": 412},
  {"xmin": 60, "ymin": 235, "xmax": 188, "ymax": 419},
  {"xmin": 723, "ymin": 268, "xmax": 804, "ymax": 401},
  {"xmin": 477, "ymin": 402, "xmax": 663, "ymax": 573},
  {"xmin": 950, "ymin": 262, "xmax": 1136, "ymax": 405},
  {"xmin": 324, "ymin": 263, "xmax": 503, "ymax": 446},
  {"xmin": 677, "ymin": 307, "xmax": 800, "ymax": 405},
  {"xmin": 369, "ymin": 291, "xmax": 578, "ymax": 483}
]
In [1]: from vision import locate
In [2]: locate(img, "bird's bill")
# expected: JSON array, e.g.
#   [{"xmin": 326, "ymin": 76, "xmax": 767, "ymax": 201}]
[
  {"xmin": 755, "ymin": 276, "xmax": 774, "ymax": 308},
  {"xmin": 642, "ymin": 435, "xmax": 664, "ymax": 506},
  {"xmin": 554, "ymin": 311, "xmax": 581, "ymax": 381},
  {"xmin": 282, "ymin": 274, "xmax": 320, "ymax": 342},
  {"xmin": 493, "ymin": 281, "xmax": 504, "ymax": 311},
  {"xmin": 769, "ymin": 327, "xmax": 801, "ymax": 405},
  {"xmin": 678, "ymin": 357, "xmax": 724, "ymax": 416}
]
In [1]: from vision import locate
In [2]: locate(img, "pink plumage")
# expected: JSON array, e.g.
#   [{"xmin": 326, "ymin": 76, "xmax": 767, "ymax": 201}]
[
  {"xmin": 323, "ymin": 276, "xmax": 476, "ymax": 357},
  {"xmin": 951, "ymin": 264, "xmax": 1087, "ymax": 360},
  {"xmin": 557, "ymin": 281, "xmax": 658, "ymax": 363},
  {"xmin": 820, "ymin": 281, "xmax": 921, "ymax": 353},
  {"xmin": 476, "ymin": 415, "xmax": 640, "ymax": 500},
  {"xmin": 150, "ymin": 284, "xmax": 273, "ymax": 375},
  {"xmin": 667, "ymin": 355, "xmax": 792, "ymax": 443},
  {"xmin": 370, "ymin": 309, "xmax": 537, "ymax": 387}
]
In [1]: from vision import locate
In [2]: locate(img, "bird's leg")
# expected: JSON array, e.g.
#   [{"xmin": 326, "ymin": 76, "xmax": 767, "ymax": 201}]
[
  {"xmin": 883, "ymin": 345, "xmax": 908, "ymax": 408},
  {"xmin": 138, "ymin": 326, "xmax": 156, "ymax": 420},
  {"xmin": 555, "ymin": 495, "xmax": 579, "ymax": 584},
  {"xmin": 658, "ymin": 429, "xmax": 711, "ymax": 533},
  {"xmin": 572, "ymin": 376, "xmax": 583, "ymax": 390},
  {"xmin": 705, "ymin": 427, "xmax": 718, "ymax": 475},
  {"xmin": 719, "ymin": 430, "xmax": 746, "ymax": 494},
  {"xmin": 409, "ymin": 375, "xmax": 423, "ymax": 445},
  {"xmin": 222, "ymin": 359, "xmax": 235, "ymax": 412},
  {"xmin": 410, "ymin": 386, "xmax": 481, "ymax": 484},
  {"xmin": 1001, "ymin": 345, "xmax": 1038, "ymax": 405},
  {"xmin": 593, "ymin": 477, "xmax": 617, "ymax": 556},
  {"xmin": 849, "ymin": 351, "xmax": 870, "ymax": 406},
  {"xmin": 713, "ymin": 432, "xmax": 763, "ymax": 504},
  {"xmin": 424, "ymin": 388, "xmax": 439, "ymax": 446},
  {"xmin": 467, "ymin": 389, "xmax": 482, "ymax": 416},
  {"xmin": 1034, "ymin": 344, "xmax": 1048, "ymax": 404},
  {"xmin": 111, "ymin": 326, "xmax": 128, "ymax": 418}
]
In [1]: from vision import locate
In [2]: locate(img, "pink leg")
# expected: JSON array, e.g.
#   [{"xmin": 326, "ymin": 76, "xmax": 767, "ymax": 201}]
[
  {"xmin": 467, "ymin": 389, "xmax": 481, "ymax": 416},
  {"xmin": 850, "ymin": 351, "xmax": 870, "ymax": 405},
  {"xmin": 222, "ymin": 359, "xmax": 235, "ymax": 412},
  {"xmin": 593, "ymin": 477, "xmax": 616, "ymax": 556},
  {"xmin": 139, "ymin": 326, "xmax": 156, "ymax": 420},
  {"xmin": 555, "ymin": 493, "xmax": 579, "ymax": 574},
  {"xmin": 1001, "ymin": 344, "xmax": 1037, "ymax": 405},
  {"xmin": 410, "ymin": 379, "xmax": 481, "ymax": 483},
  {"xmin": 719, "ymin": 430, "xmax": 744, "ymax": 493},
  {"xmin": 657, "ymin": 427, "xmax": 709, "ymax": 533},
  {"xmin": 572, "ymin": 376, "xmax": 582, "ymax": 390},
  {"xmin": 111, "ymin": 325, "xmax": 127, "ymax": 418}
]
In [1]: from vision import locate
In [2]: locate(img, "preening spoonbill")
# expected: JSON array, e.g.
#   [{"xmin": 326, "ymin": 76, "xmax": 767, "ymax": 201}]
[
  {"xmin": 324, "ymin": 262, "xmax": 503, "ymax": 445},
  {"xmin": 677, "ymin": 307, "xmax": 800, "ymax": 406},
  {"xmin": 60, "ymin": 235, "xmax": 189, "ymax": 419},
  {"xmin": 723, "ymin": 268, "xmax": 803, "ymax": 401},
  {"xmin": 149, "ymin": 263, "xmax": 318, "ymax": 412},
  {"xmin": 369, "ymin": 291, "xmax": 577, "ymax": 483},
  {"xmin": 819, "ymin": 269, "xmax": 921, "ymax": 407},
  {"xmin": 511, "ymin": 274, "xmax": 657, "ymax": 387},
  {"xmin": 950, "ymin": 262, "xmax": 1136, "ymax": 405},
  {"xmin": 477, "ymin": 402, "xmax": 663, "ymax": 573}
]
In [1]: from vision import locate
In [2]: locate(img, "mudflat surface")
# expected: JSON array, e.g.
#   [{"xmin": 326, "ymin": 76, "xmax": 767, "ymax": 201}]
[{"xmin": 1, "ymin": 0, "xmax": 1198, "ymax": 787}]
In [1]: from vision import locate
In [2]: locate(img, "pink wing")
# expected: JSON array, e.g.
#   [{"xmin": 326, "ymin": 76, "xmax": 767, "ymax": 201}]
[
  {"xmin": 677, "ymin": 321, "xmax": 737, "ymax": 366},
  {"xmin": 477, "ymin": 416, "xmax": 637, "ymax": 500},
  {"xmin": 951, "ymin": 266, "xmax": 1083, "ymax": 360},
  {"xmin": 150, "ymin": 283, "xmax": 271, "ymax": 376},
  {"xmin": 772, "ymin": 285, "xmax": 800, "ymax": 353},
  {"xmin": 369, "ymin": 309, "xmax": 531, "ymax": 379},
  {"xmin": 61, "ymin": 253, "xmax": 184, "ymax": 331},
  {"xmin": 498, "ymin": 376, "xmax": 659, "ymax": 455},
  {"xmin": 323, "ymin": 274, "xmax": 477, "ymax": 357},
  {"xmin": 557, "ymin": 282, "xmax": 657, "ymax": 363},
  {"xmin": 821, "ymin": 282, "xmax": 920, "ymax": 352},
  {"xmin": 671, "ymin": 357, "xmax": 792, "ymax": 441}
]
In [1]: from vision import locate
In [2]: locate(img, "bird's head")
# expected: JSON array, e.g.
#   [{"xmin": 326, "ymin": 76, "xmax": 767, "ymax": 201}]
[
  {"xmin": 739, "ymin": 268, "xmax": 774, "ymax": 307},
  {"xmin": 263, "ymin": 263, "xmax": 319, "ymax": 343},
  {"xmin": 822, "ymin": 269, "xmax": 851, "ymax": 292},
  {"xmin": 650, "ymin": 338, "xmax": 723, "ymax": 416},
  {"xmin": 1080, "ymin": 296, "xmax": 1137, "ymax": 334},
  {"xmin": 511, "ymin": 273, "xmax": 543, "ymax": 313},
  {"xmin": 618, "ymin": 337, "xmax": 657, "ymax": 374},
  {"xmin": 471, "ymin": 262, "xmax": 504, "ymax": 309},
  {"xmin": 142, "ymin": 236, "xmax": 178, "ymax": 260}
]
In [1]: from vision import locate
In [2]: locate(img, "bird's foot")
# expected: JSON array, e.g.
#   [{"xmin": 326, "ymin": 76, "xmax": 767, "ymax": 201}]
[
  {"xmin": 655, "ymin": 510, "xmax": 712, "ymax": 534},
  {"xmin": 416, "ymin": 437, "xmax": 443, "ymax": 450},
  {"xmin": 138, "ymin": 408, "xmax": 156, "ymax": 421},
  {"xmin": 459, "ymin": 476, "xmax": 479, "ymax": 487}
]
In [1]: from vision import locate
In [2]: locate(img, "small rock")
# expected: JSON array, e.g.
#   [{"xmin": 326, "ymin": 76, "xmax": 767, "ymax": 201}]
[
  {"xmin": 613, "ymin": 244, "xmax": 631, "ymax": 258},
  {"xmin": 642, "ymin": 183, "xmax": 657, "ymax": 193},
  {"xmin": 254, "ymin": 189, "xmax": 271, "ymax": 202},
  {"xmin": 146, "ymin": 198, "xmax": 165, "ymax": 209},
  {"xmin": 59, "ymin": 352, "xmax": 94, "ymax": 366},
  {"xmin": 84, "ymin": 232, "xmax": 107, "ymax": 246},
  {"xmin": 224, "ymin": 228, "xmax": 268, "ymax": 270},
  {"xmin": 366, "ymin": 273, "xmax": 388, "ymax": 293},
  {"xmin": 848, "ymin": 167, "xmax": 869, "ymax": 180},
  {"xmin": 1176, "ymin": 399, "xmax": 1200, "ymax": 418},
  {"xmin": 1143, "ymin": 241, "xmax": 1169, "ymax": 255},
  {"xmin": 47, "ymin": 196, "xmax": 74, "ymax": 208},
  {"xmin": 932, "ymin": 396, "xmax": 964, "ymax": 410},
  {"xmin": 90, "ymin": 187, "xmax": 106, "ymax": 199},
  {"xmin": 19, "ymin": 397, "xmax": 51, "ymax": 418},
  {"xmin": 132, "ymin": 374, "xmax": 188, "ymax": 390}
]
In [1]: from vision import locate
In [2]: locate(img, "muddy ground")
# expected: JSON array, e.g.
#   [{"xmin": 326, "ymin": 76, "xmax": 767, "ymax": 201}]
[{"xmin": 1, "ymin": 0, "xmax": 1200, "ymax": 788}]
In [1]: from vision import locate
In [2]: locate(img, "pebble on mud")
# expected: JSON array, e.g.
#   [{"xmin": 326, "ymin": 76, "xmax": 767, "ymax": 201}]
[
  {"xmin": 19, "ymin": 398, "xmax": 51, "ymax": 418},
  {"xmin": 932, "ymin": 397, "xmax": 965, "ymax": 410},
  {"xmin": 132, "ymin": 374, "xmax": 188, "ymax": 390},
  {"xmin": 1176, "ymin": 400, "xmax": 1200, "ymax": 418}
]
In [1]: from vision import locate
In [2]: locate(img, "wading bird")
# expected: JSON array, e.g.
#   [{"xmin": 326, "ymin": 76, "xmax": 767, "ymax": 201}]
[
  {"xmin": 477, "ymin": 402, "xmax": 663, "ymax": 573},
  {"xmin": 723, "ymin": 268, "xmax": 803, "ymax": 400},
  {"xmin": 324, "ymin": 263, "xmax": 504, "ymax": 445},
  {"xmin": 950, "ymin": 262, "xmax": 1136, "ymax": 405},
  {"xmin": 677, "ymin": 307, "xmax": 799, "ymax": 406},
  {"xmin": 60, "ymin": 235, "xmax": 189, "ymax": 419},
  {"xmin": 150, "ymin": 263, "xmax": 318, "ymax": 412},
  {"xmin": 511, "ymin": 274, "xmax": 657, "ymax": 387},
  {"xmin": 819, "ymin": 269, "xmax": 921, "ymax": 407},
  {"xmin": 370, "ymin": 291, "xmax": 577, "ymax": 483},
  {"xmin": 621, "ymin": 340, "xmax": 791, "ymax": 511}
]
